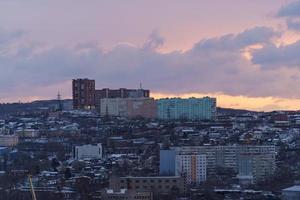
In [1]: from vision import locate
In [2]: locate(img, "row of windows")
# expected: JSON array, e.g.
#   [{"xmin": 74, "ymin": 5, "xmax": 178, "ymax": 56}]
[
  {"xmin": 122, "ymin": 179, "xmax": 178, "ymax": 183},
  {"xmin": 133, "ymin": 185, "xmax": 172, "ymax": 190}
]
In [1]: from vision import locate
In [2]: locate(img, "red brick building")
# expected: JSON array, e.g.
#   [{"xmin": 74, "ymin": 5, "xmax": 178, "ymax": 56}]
[{"xmin": 72, "ymin": 78, "xmax": 95, "ymax": 109}]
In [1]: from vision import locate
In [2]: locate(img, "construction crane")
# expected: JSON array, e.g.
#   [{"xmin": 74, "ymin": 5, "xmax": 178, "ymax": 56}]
[{"xmin": 28, "ymin": 174, "xmax": 37, "ymax": 200}]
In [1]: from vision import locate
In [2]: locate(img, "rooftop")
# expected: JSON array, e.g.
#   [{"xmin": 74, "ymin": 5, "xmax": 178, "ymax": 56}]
[{"xmin": 283, "ymin": 185, "xmax": 300, "ymax": 192}]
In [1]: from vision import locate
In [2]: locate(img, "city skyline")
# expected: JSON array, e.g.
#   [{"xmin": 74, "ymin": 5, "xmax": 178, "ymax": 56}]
[{"xmin": 2, "ymin": 0, "xmax": 300, "ymax": 111}]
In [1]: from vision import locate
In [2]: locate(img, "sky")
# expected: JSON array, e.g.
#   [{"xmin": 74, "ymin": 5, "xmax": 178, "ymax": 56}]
[{"xmin": 1, "ymin": 0, "xmax": 300, "ymax": 111}]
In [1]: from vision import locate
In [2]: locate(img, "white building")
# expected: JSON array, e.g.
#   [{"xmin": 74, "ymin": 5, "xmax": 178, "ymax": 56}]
[
  {"xmin": 172, "ymin": 145, "xmax": 276, "ymax": 183},
  {"xmin": 102, "ymin": 189, "xmax": 152, "ymax": 200},
  {"xmin": 73, "ymin": 144, "xmax": 103, "ymax": 160},
  {"xmin": 16, "ymin": 128, "xmax": 39, "ymax": 138},
  {"xmin": 175, "ymin": 153, "xmax": 206, "ymax": 184},
  {"xmin": 100, "ymin": 97, "xmax": 156, "ymax": 119},
  {"xmin": 0, "ymin": 134, "xmax": 18, "ymax": 147}
]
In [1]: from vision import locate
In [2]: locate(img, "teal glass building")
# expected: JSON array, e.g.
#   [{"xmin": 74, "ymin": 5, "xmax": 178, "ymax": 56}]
[{"xmin": 157, "ymin": 97, "xmax": 216, "ymax": 120}]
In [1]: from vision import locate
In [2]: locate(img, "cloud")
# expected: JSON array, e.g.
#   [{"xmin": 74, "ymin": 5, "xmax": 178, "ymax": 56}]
[
  {"xmin": 1, "ymin": 26, "xmax": 300, "ymax": 102},
  {"xmin": 286, "ymin": 18, "xmax": 300, "ymax": 31},
  {"xmin": 252, "ymin": 41, "xmax": 300, "ymax": 68},
  {"xmin": 277, "ymin": 1, "xmax": 300, "ymax": 17},
  {"xmin": 143, "ymin": 30, "xmax": 165, "ymax": 50},
  {"xmin": 191, "ymin": 27, "xmax": 279, "ymax": 51},
  {"xmin": 276, "ymin": 1, "xmax": 300, "ymax": 31},
  {"xmin": 0, "ymin": 28, "xmax": 23, "ymax": 48}
]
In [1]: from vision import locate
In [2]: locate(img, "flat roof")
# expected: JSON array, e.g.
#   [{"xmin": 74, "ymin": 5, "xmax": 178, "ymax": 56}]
[
  {"xmin": 283, "ymin": 185, "xmax": 300, "ymax": 192},
  {"xmin": 120, "ymin": 176, "xmax": 181, "ymax": 179}
]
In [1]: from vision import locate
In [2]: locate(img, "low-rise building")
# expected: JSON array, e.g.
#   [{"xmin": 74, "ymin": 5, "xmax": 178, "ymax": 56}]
[
  {"xmin": 73, "ymin": 143, "xmax": 103, "ymax": 160},
  {"xmin": 111, "ymin": 176, "xmax": 185, "ymax": 195},
  {"xmin": 16, "ymin": 128, "xmax": 39, "ymax": 138},
  {"xmin": 0, "ymin": 134, "xmax": 18, "ymax": 147},
  {"xmin": 101, "ymin": 189, "xmax": 153, "ymax": 200},
  {"xmin": 282, "ymin": 184, "xmax": 300, "ymax": 200}
]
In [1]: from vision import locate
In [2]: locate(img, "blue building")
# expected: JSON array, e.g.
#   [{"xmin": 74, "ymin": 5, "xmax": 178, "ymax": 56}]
[
  {"xmin": 157, "ymin": 97, "xmax": 216, "ymax": 120},
  {"xmin": 0, "ymin": 147, "xmax": 9, "ymax": 171},
  {"xmin": 159, "ymin": 149, "xmax": 176, "ymax": 176}
]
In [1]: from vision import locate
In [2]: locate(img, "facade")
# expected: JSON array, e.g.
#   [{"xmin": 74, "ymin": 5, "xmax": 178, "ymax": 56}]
[
  {"xmin": 113, "ymin": 176, "xmax": 185, "ymax": 195},
  {"xmin": 175, "ymin": 154, "xmax": 207, "ymax": 184},
  {"xmin": 95, "ymin": 88, "xmax": 150, "ymax": 112},
  {"xmin": 0, "ymin": 147, "xmax": 9, "ymax": 170},
  {"xmin": 237, "ymin": 150, "xmax": 276, "ymax": 184},
  {"xmin": 72, "ymin": 78, "xmax": 95, "ymax": 109},
  {"xmin": 16, "ymin": 129, "xmax": 39, "ymax": 138},
  {"xmin": 73, "ymin": 144, "xmax": 102, "ymax": 160},
  {"xmin": 101, "ymin": 189, "xmax": 153, "ymax": 200},
  {"xmin": 157, "ymin": 97, "xmax": 216, "ymax": 120},
  {"xmin": 95, "ymin": 88, "xmax": 150, "ymax": 99},
  {"xmin": 0, "ymin": 134, "xmax": 18, "ymax": 147},
  {"xmin": 100, "ymin": 97, "xmax": 156, "ymax": 119},
  {"xmin": 160, "ymin": 145, "xmax": 276, "ymax": 183},
  {"xmin": 160, "ymin": 150, "xmax": 176, "ymax": 176}
]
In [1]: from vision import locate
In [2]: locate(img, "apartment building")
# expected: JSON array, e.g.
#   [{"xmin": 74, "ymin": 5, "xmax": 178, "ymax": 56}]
[
  {"xmin": 157, "ymin": 97, "xmax": 216, "ymax": 120},
  {"xmin": 175, "ymin": 154, "xmax": 207, "ymax": 184},
  {"xmin": 111, "ymin": 176, "xmax": 185, "ymax": 195},
  {"xmin": 100, "ymin": 97, "xmax": 156, "ymax": 119},
  {"xmin": 72, "ymin": 78, "xmax": 95, "ymax": 109},
  {"xmin": 160, "ymin": 145, "xmax": 276, "ymax": 183}
]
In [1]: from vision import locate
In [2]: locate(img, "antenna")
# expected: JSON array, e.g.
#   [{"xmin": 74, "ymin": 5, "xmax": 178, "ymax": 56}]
[{"xmin": 57, "ymin": 92, "xmax": 63, "ymax": 111}]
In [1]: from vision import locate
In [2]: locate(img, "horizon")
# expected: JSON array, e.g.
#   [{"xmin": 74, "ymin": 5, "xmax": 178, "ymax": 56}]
[
  {"xmin": 1, "ymin": 0, "xmax": 300, "ymax": 111},
  {"xmin": 3, "ymin": 89, "xmax": 300, "ymax": 113}
]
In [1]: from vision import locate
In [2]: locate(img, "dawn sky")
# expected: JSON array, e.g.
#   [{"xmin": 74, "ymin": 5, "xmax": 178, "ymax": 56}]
[{"xmin": 1, "ymin": 0, "xmax": 300, "ymax": 111}]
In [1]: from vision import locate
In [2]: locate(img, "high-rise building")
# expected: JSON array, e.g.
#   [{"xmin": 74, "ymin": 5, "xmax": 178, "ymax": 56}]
[
  {"xmin": 100, "ymin": 97, "xmax": 156, "ymax": 119},
  {"xmin": 237, "ymin": 147, "xmax": 276, "ymax": 184},
  {"xmin": 157, "ymin": 97, "xmax": 216, "ymax": 120},
  {"xmin": 95, "ymin": 88, "xmax": 150, "ymax": 112},
  {"xmin": 160, "ymin": 150, "xmax": 176, "ymax": 176},
  {"xmin": 160, "ymin": 145, "xmax": 276, "ymax": 183},
  {"xmin": 175, "ymin": 153, "xmax": 207, "ymax": 184},
  {"xmin": 72, "ymin": 78, "xmax": 95, "ymax": 109}
]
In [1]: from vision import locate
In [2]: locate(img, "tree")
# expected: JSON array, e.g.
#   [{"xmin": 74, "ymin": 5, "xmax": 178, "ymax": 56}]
[
  {"xmin": 51, "ymin": 158, "xmax": 60, "ymax": 171},
  {"xmin": 64, "ymin": 167, "xmax": 72, "ymax": 179}
]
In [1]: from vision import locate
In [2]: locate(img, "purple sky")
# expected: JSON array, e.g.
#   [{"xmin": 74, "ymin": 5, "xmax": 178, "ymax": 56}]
[{"xmin": 1, "ymin": 0, "xmax": 300, "ymax": 110}]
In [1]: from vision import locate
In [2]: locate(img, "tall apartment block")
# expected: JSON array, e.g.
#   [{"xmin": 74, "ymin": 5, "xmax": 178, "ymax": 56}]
[
  {"xmin": 175, "ymin": 153, "xmax": 207, "ymax": 184},
  {"xmin": 95, "ymin": 88, "xmax": 150, "ymax": 112},
  {"xmin": 72, "ymin": 78, "xmax": 95, "ymax": 109},
  {"xmin": 160, "ymin": 145, "xmax": 276, "ymax": 183},
  {"xmin": 100, "ymin": 97, "xmax": 157, "ymax": 119},
  {"xmin": 157, "ymin": 97, "xmax": 216, "ymax": 120}
]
